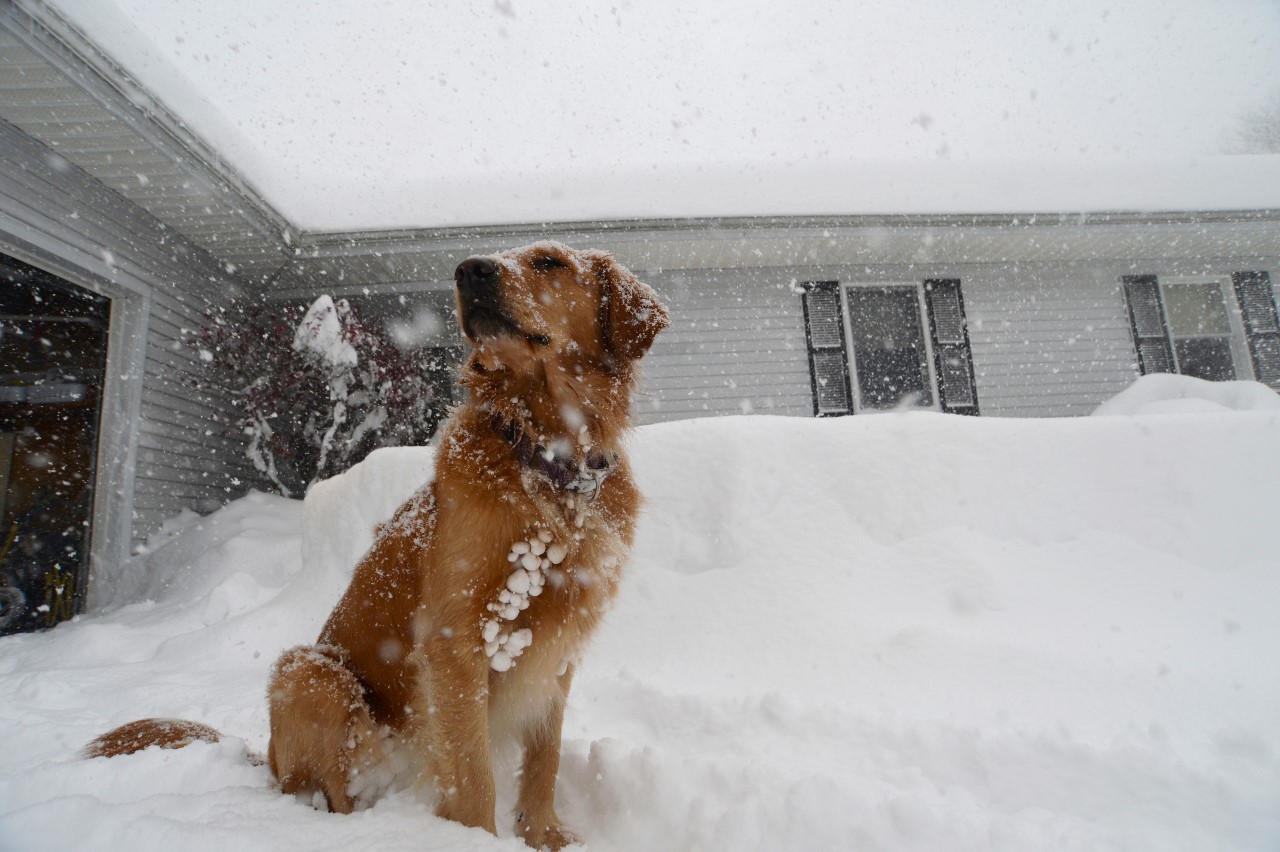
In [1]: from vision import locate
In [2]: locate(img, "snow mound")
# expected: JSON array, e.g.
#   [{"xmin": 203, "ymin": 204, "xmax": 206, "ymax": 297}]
[
  {"xmin": 95, "ymin": 491, "xmax": 302, "ymax": 610},
  {"xmin": 3, "ymin": 414, "xmax": 1280, "ymax": 851},
  {"xmin": 301, "ymin": 445, "xmax": 435, "ymax": 590},
  {"xmin": 1092, "ymin": 374, "xmax": 1280, "ymax": 416},
  {"xmin": 293, "ymin": 295, "xmax": 357, "ymax": 367}
]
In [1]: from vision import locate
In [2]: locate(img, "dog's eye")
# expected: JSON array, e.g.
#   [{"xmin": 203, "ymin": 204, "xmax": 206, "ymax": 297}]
[{"xmin": 531, "ymin": 255, "xmax": 567, "ymax": 272}]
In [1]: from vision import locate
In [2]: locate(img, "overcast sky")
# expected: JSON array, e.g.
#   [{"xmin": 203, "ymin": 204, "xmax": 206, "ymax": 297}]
[{"xmin": 52, "ymin": 0, "xmax": 1280, "ymax": 228}]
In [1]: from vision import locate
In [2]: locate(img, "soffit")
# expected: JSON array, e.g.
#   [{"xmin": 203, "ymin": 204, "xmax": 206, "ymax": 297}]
[
  {"xmin": 0, "ymin": 4, "xmax": 292, "ymax": 283},
  {"xmin": 267, "ymin": 213, "xmax": 1280, "ymax": 298}
]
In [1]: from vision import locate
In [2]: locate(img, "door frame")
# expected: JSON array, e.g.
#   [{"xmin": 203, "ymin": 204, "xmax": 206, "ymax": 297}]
[{"xmin": 0, "ymin": 225, "xmax": 150, "ymax": 612}]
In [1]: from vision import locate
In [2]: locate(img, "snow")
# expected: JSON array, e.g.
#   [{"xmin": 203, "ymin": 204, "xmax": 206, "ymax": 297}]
[
  {"xmin": 1092, "ymin": 373, "xmax": 1280, "ymax": 416},
  {"xmin": 3, "ymin": 404, "xmax": 1280, "ymax": 850},
  {"xmin": 46, "ymin": 0, "xmax": 1280, "ymax": 230},
  {"xmin": 486, "ymin": 534, "xmax": 555, "ymax": 669},
  {"xmin": 293, "ymin": 296, "xmax": 358, "ymax": 368}
]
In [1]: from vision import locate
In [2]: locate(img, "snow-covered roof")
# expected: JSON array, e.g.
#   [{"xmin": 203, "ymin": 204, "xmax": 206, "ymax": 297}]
[{"xmin": 50, "ymin": 0, "xmax": 1280, "ymax": 231}]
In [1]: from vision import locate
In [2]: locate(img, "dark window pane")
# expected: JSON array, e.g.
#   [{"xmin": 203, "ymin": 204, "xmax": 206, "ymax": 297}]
[
  {"xmin": 1174, "ymin": 337, "xmax": 1236, "ymax": 382},
  {"xmin": 847, "ymin": 287, "xmax": 930, "ymax": 409},
  {"xmin": 1, "ymin": 254, "xmax": 108, "ymax": 634}
]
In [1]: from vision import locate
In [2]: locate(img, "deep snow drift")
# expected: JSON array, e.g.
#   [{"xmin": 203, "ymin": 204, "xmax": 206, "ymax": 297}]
[{"xmin": 2, "ymin": 386, "xmax": 1280, "ymax": 851}]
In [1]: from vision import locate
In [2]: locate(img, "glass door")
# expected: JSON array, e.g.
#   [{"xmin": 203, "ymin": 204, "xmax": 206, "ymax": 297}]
[{"xmin": 0, "ymin": 254, "xmax": 109, "ymax": 634}]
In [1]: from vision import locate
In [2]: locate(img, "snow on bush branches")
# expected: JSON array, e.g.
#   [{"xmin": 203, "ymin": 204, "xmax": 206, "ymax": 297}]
[{"xmin": 190, "ymin": 296, "xmax": 450, "ymax": 498}]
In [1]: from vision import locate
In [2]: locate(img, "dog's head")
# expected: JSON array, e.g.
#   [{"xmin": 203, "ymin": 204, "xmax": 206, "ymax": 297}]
[{"xmin": 454, "ymin": 242, "xmax": 668, "ymax": 375}]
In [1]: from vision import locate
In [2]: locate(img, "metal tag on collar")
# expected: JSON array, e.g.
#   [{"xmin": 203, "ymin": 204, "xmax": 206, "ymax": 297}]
[
  {"xmin": 568, "ymin": 460, "xmax": 612, "ymax": 502},
  {"xmin": 567, "ymin": 468, "xmax": 602, "ymax": 502}
]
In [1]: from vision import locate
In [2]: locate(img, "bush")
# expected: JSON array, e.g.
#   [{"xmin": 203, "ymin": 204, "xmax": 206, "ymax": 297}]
[{"xmin": 190, "ymin": 296, "xmax": 452, "ymax": 497}]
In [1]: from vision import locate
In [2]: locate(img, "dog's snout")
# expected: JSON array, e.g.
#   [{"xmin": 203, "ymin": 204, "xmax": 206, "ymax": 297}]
[{"xmin": 455, "ymin": 257, "xmax": 499, "ymax": 297}]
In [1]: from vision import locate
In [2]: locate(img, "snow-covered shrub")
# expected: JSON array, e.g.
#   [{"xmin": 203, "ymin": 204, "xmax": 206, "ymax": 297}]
[{"xmin": 190, "ymin": 296, "xmax": 452, "ymax": 497}]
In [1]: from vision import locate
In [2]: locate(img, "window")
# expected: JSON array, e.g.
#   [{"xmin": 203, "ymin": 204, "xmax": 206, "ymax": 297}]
[
  {"xmin": 846, "ymin": 286, "xmax": 933, "ymax": 409},
  {"xmin": 1163, "ymin": 282, "xmax": 1236, "ymax": 381},
  {"xmin": 801, "ymin": 279, "xmax": 978, "ymax": 416},
  {"xmin": 1122, "ymin": 272, "xmax": 1280, "ymax": 389}
]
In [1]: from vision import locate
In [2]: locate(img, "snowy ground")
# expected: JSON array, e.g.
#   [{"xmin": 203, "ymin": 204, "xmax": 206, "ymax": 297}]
[{"xmin": 2, "ymin": 378, "xmax": 1280, "ymax": 851}]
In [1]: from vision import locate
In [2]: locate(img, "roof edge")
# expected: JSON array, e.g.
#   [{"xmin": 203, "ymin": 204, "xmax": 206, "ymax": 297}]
[
  {"xmin": 293, "ymin": 209, "xmax": 1280, "ymax": 254},
  {"xmin": 8, "ymin": 0, "xmax": 295, "ymax": 251}
]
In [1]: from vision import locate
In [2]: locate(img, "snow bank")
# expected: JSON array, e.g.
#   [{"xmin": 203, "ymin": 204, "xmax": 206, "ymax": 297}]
[
  {"xmin": 94, "ymin": 493, "xmax": 304, "ymax": 610},
  {"xmin": 3, "ymin": 412, "xmax": 1280, "ymax": 851},
  {"xmin": 1092, "ymin": 374, "xmax": 1280, "ymax": 416},
  {"xmin": 301, "ymin": 446, "xmax": 435, "ymax": 601}
]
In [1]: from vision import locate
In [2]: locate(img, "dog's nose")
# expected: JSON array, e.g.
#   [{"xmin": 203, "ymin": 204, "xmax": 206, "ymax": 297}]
[{"xmin": 455, "ymin": 257, "xmax": 499, "ymax": 298}]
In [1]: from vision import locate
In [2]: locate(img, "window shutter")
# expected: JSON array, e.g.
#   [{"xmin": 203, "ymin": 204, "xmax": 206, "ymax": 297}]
[
  {"xmin": 924, "ymin": 279, "xmax": 979, "ymax": 415},
  {"xmin": 1232, "ymin": 271, "xmax": 1280, "ymax": 390},
  {"xmin": 801, "ymin": 281, "xmax": 852, "ymax": 416},
  {"xmin": 1122, "ymin": 275, "xmax": 1174, "ymax": 375}
]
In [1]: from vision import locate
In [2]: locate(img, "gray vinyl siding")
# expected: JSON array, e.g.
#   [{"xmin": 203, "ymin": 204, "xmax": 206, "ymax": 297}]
[
  {"xmin": 962, "ymin": 258, "xmax": 1280, "ymax": 417},
  {"xmin": 637, "ymin": 268, "xmax": 813, "ymax": 424},
  {"xmin": 0, "ymin": 12, "xmax": 291, "ymax": 283},
  {"xmin": 638, "ymin": 257, "xmax": 1280, "ymax": 422},
  {"xmin": 0, "ymin": 118, "xmax": 254, "ymax": 550},
  {"xmin": 266, "ymin": 264, "xmax": 820, "ymax": 425},
  {"xmin": 673, "ymin": 261, "xmax": 1138, "ymax": 420},
  {"xmin": 961, "ymin": 265, "xmax": 1140, "ymax": 417}
]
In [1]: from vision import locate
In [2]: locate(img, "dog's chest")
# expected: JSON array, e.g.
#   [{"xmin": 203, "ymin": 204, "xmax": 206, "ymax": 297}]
[{"xmin": 480, "ymin": 492, "xmax": 626, "ymax": 676}]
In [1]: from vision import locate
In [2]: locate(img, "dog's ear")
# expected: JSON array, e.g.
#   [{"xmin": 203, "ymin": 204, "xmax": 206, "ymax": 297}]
[{"xmin": 591, "ymin": 252, "xmax": 669, "ymax": 363}]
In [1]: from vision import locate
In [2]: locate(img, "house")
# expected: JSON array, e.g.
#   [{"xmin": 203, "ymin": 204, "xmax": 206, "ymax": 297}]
[{"xmin": 1, "ymin": 0, "xmax": 1278, "ymax": 630}]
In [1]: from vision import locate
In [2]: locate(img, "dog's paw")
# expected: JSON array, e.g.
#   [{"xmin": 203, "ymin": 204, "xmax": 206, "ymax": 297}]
[{"xmin": 517, "ymin": 818, "xmax": 581, "ymax": 850}]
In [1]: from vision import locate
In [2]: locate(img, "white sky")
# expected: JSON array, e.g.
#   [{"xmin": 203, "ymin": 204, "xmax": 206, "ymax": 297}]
[{"xmin": 52, "ymin": 0, "xmax": 1280, "ymax": 230}]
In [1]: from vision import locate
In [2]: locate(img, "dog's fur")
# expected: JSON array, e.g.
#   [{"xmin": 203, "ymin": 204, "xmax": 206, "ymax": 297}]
[{"xmin": 84, "ymin": 242, "xmax": 668, "ymax": 850}]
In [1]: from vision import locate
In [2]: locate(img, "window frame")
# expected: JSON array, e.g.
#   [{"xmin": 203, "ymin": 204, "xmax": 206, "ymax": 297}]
[
  {"xmin": 840, "ymin": 281, "xmax": 943, "ymax": 414},
  {"xmin": 0, "ymin": 242, "xmax": 147, "ymax": 615},
  {"xmin": 1158, "ymin": 274, "xmax": 1252, "ymax": 381}
]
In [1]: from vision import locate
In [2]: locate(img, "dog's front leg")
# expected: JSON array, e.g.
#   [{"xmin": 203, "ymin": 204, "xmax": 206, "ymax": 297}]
[
  {"xmin": 419, "ymin": 638, "xmax": 497, "ymax": 834},
  {"xmin": 514, "ymin": 664, "xmax": 579, "ymax": 851}
]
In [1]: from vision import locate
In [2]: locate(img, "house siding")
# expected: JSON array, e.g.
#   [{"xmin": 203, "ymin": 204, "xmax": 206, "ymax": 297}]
[
  {"xmin": 637, "ymin": 268, "xmax": 813, "ymax": 424},
  {"xmin": 0, "ymin": 17, "xmax": 291, "ymax": 283},
  {"xmin": 634, "ymin": 262, "xmax": 1129, "ymax": 421},
  {"xmin": 633, "ymin": 256, "xmax": 1280, "ymax": 422},
  {"xmin": 0, "ymin": 118, "xmax": 254, "ymax": 560},
  {"xmin": 959, "ymin": 264, "xmax": 1141, "ymax": 417}
]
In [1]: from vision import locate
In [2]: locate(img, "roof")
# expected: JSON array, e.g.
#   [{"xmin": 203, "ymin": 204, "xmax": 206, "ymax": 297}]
[{"xmin": 40, "ymin": 0, "xmax": 1280, "ymax": 232}]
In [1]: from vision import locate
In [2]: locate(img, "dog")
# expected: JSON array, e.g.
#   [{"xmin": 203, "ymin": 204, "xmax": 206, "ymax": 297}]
[{"xmin": 84, "ymin": 242, "xmax": 669, "ymax": 850}]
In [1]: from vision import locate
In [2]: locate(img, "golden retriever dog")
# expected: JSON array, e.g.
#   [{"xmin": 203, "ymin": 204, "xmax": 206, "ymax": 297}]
[{"xmin": 84, "ymin": 242, "xmax": 669, "ymax": 850}]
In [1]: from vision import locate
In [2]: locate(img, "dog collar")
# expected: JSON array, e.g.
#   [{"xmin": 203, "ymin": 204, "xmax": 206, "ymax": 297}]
[{"xmin": 491, "ymin": 415, "xmax": 617, "ymax": 499}]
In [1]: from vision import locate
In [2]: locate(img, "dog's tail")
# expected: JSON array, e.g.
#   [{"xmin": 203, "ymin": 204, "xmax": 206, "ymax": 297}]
[{"xmin": 81, "ymin": 718, "xmax": 222, "ymax": 759}]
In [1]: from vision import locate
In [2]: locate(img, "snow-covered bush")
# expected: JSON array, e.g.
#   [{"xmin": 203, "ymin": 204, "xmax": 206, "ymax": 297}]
[{"xmin": 190, "ymin": 296, "xmax": 452, "ymax": 497}]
